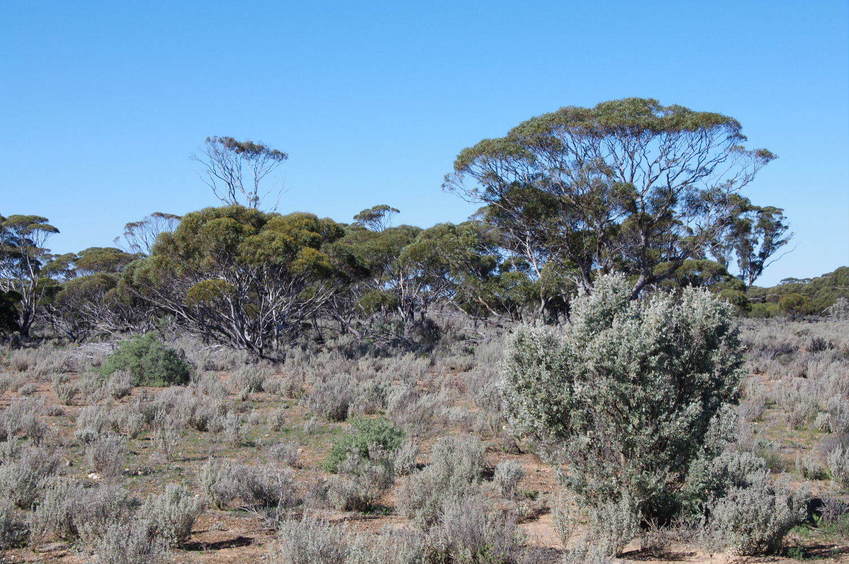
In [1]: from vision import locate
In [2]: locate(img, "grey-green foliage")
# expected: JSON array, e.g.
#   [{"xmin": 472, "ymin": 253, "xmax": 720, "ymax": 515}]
[
  {"xmin": 30, "ymin": 478, "xmax": 135, "ymax": 544},
  {"xmin": 426, "ymin": 493, "xmax": 521, "ymax": 563},
  {"xmin": 396, "ymin": 435, "xmax": 486, "ymax": 529},
  {"xmin": 0, "ymin": 500, "xmax": 28, "ymax": 549},
  {"xmin": 276, "ymin": 516, "xmax": 350, "ymax": 564},
  {"xmin": 500, "ymin": 273, "xmax": 744, "ymax": 519},
  {"xmin": 827, "ymin": 445, "xmax": 849, "ymax": 488},
  {"xmin": 141, "ymin": 484, "xmax": 203, "ymax": 548},
  {"xmin": 0, "ymin": 445, "xmax": 60, "ymax": 509},
  {"xmin": 93, "ymin": 519, "xmax": 170, "ymax": 564},
  {"xmin": 705, "ymin": 473, "xmax": 802, "ymax": 555},
  {"xmin": 681, "ymin": 449, "xmax": 768, "ymax": 513}
]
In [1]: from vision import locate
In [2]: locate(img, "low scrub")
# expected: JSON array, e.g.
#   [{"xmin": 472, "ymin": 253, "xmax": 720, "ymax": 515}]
[
  {"xmin": 101, "ymin": 333, "xmax": 191, "ymax": 387},
  {"xmin": 324, "ymin": 417, "xmax": 404, "ymax": 473}
]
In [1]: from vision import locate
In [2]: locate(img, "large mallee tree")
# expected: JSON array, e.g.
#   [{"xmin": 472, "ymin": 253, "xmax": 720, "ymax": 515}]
[{"xmin": 445, "ymin": 98, "xmax": 781, "ymax": 297}]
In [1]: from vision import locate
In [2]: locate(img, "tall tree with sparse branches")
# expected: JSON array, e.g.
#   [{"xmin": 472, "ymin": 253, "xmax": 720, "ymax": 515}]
[
  {"xmin": 445, "ymin": 98, "xmax": 777, "ymax": 298},
  {"xmin": 115, "ymin": 212, "xmax": 181, "ymax": 256},
  {"xmin": 194, "ymin": 136, "xmax": 288, "ymax": 209}
]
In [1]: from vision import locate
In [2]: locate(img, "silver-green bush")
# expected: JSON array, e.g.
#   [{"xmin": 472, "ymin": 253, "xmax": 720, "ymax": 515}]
[
  {"xmin": 93, "ymin": 518, "xmax": 170, "ymax": 564},
  {"xmin": 500, "ymin": 273, "xmax": 743, "ymax": 520},
  {"xmin": 141, "ymin": 484, "xmax": 203, "ymax": 548},
  {"xmin": 275, "ymin": 516, "xmax": 350, "ymax": 564},
  {"xmin": 704, "ymin": 475, "xmax": 801, "ymax": 555}
]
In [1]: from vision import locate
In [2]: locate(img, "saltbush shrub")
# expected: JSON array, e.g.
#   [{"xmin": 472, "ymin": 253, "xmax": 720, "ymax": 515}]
[
  {"xmin": 493, "ymin": 460, "xmax": 524, "ymax": 499},
  {"xmin": 101, "ymin": 333, "xmax": 191, "ymax": 387},
  {"xmin": 275, "ymin": 516, "xmax": 350, "ymax": 564},
  {"xmin": 0, "ymin": 446, "xmax": 60, "ymax": 509},
  {"xmin": 199, "ymin": 459, "xmax": 299, "ymax": 510},
  {"xmin": 141, "ymin": 484, "xmax": 203, "ymax": 548},
  {"xmin": 501, "ymin": 273, "xmax": 744, "ymax": 521},
  {"xmin": 0, "ymin": 500, "xmax": 28, "ymax": 549},
  {"xmin": 327, "ymin": 453, "xmax": 394, "ymax": 512},
  {"xmin": 827, "ymin": 445, "xmax": 849, "ymax": 488},
  {"xmin": 396, "ymin": 435, "xmax": 486, "ymax": 529},
  {"xmin": 705, "ymin": 476, "xmax": 801, "ymax": 555},
  {"xmin": 30, "ymin": 479, "xmax": 136, "ymax": 544},
  {"xmin": 93, "ymin": 519, "xmax": 169, "ymax": 564},
  {"xmin": 426, "ymin": 493, "xmax": 521, "ymax": 563}
]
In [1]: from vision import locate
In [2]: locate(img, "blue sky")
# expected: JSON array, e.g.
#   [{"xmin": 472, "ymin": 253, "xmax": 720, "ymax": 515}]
[{"xmin": 2, "ymin": 1, "xmax": 847, "ymax": 285}]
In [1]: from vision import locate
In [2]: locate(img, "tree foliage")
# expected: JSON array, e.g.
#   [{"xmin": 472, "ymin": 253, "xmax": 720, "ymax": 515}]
[
  {"xmin": 125, "ymin": 206, "xmax": 343, "ymax": 357},
  {"xmin": 115, "ymin": 212, "xmax": 181, "ymax": 256},
  {"xmin": 446, "ymin": 98, "xmax": 778, "ymax": 298},
  {"xmin": 353, "ymin": 205, "xmax": 400, "ymax": 231},
  {"xmin": 0, "ymin": 214, "xmax": 60, "ymax": 337},
  {"xmin": 194, "ymin": 137, "xmax": 288, "ymax": 209}
]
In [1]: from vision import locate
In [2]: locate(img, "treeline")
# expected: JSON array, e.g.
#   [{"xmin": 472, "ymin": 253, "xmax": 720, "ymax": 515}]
[
  {"xmin": 747, "ymin": 267, "xmax": 849, "ymax": 317},
  {"xmin": 1, "ymin": 98, "xmax": 824, "ymax": 356}
]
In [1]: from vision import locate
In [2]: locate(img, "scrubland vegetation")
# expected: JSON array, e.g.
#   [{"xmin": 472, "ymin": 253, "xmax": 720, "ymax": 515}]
[
  {"xmin": 1, "ymin": 99, "xmax": 848, "ymax": 562},
  {"xmin": 0, "ymin": 301, "xmax": 847, "ymax": 562}
]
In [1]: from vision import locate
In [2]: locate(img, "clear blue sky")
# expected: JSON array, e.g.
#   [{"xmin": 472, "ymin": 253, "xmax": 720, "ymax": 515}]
[{"xmin": 2, "ymin": 1, "xmax": 847, "ymax": 285}]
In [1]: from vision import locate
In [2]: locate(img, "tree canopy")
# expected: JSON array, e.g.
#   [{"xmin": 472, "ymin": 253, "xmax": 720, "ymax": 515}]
[{"xmin": 445, "ymin": 98, "xmax": 779, "ymax": 298}]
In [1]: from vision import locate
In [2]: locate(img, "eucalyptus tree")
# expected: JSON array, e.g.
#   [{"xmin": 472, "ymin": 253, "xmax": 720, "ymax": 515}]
[
  {"xmin": 711, "ymin": 195, "xmax": 791, "ymax": 287},
  {"xmin": 326, "ymin": 220, "xmax": 507, "ymax": 338},
  {"xmin": 324, "ymin": 223, "xmax": 421, "ymax": 337},
  {"xmin": 125, "ymin": 205, "xmax": 344, "ymax": 357},
  {"xmin": 445, "ymin": 98, "xmax": 778, "ymax": 298},
  {"xmin": 353, "ymin": 205, "xmax": 400, "ymax": 231},
  {"xmin": 194, "ymin": 136, "xmax": 288, "ymax": 209},
  {"xmin": 0, "ymin": 214, "xmax": 59, "ymax": 337},
  {"xmin": 42, "ymin": 247, "xmax": 139, "ymax": 341},
  {"xmin": 115, "ymin": 212, "xmax": 181, "ymax": 255}
]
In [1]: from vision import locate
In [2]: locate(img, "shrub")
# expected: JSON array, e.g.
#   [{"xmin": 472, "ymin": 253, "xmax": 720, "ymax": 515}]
[
  {"xmin": 215, "ymin": 411, "xmax": 243, "ymax": 447},
  {"xmin": 107, "ymin": 370, "xmax": 134, "ymax": 399},
  {"xmin": 275, "ymin": 516, "xmax": 350, "ymax": 564},
  {"xmin": 304, "ymin": 374, "xmax": 354, "ymax": 421},
  {"xmin": 426, "ymin": 493, "xmax": 521, "ymax": 563},
  {"xmin": 86, "ymin": 434, "xmax": 127, "ymax": 477},
  {"xmin": 269, "ymin": 408, "xmax": 287, "ymax": 432},
  {"xmin": 0, "ymin": 500, "xmax": 28, "ymax": 549},
  {"xmin": 795, "ymin": 453, "xmax": 828, "ymax": 481},
  {"xmin": 397, "ymin": 435, "xmax": 486, "ymax": 529},
  {"xmin": 347, "ymin": 530, "xmax": 426, "ymax": 564},
  {"xmin": 429, "ymin": 434, "xmax": 486, "ymax": 484},
  {"xmin": 589, "ymin": 493, "xmax": 640, "ymax": 556},
  {"xmin": 681, "ymin": 449, "xmax": 768, "ymax": 513},
  {"xmin": 30, "ymin": 479, "xmax": 136, "ymax": 544},
  {"xmin": 324, "ymin": 417, "xmax": 404, "ymax": 473},
  {"xmin": 327, "ymin": 453, "xmax": 394, "ymax": 512},
  {"xmin": 500, "ymin": 273, "xmax": 744, "ymax": 521},
  {"xmin": 199, "ymin": 459, "xmax": 298, "ymax": 510},
  {"xmin": 552, "ymin": 489, "xmax": 579, "ymax": 548},
  {"xmin": 0, "ymin": 446, "xmax": 60, "ymax": 509},
  {"xmin": 93, "ymin": 519, "xmax": 169, "ymax": 564},
  {"xmin": 393, "ymin": 438, "xmax": 420, "ymax": 476},
  {"xmin": 270, "ymin": 441, "xmax": 300, "ymax": 467},
  {"xmin": 75, "ymin": 404, "xmax": 116, "ymax": 444},
  {"xmin": 493, "ymin": 460, "xmax": 524, "ymax": 499},
  {"xmin": 231, "ymin": 364, "xmax": 270, "ymax": 394},
  {"xmin": 704, "ymin": 477, "xmax": 801, "ymax": 555},
  {"xmin": 827, "ymin": 445, "xmax": 849, "ymax": 488},
  {"xmin": 101, "ymin": 333, "xmax": 191, "ymax": 387},
  {"xmin": 141, "ymin": 484, "xmax": 203, "ymax": 548},
  {"xmin": 152, "ymin": 410, "xmax": 181, "ymax": 461}
]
